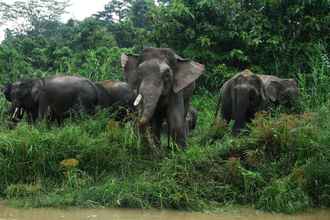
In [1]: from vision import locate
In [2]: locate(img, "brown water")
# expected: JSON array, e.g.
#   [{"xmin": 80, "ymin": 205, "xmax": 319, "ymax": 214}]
[{"xmin": 0, "ymin": 202, "xmax": 329, "ymax": 220}]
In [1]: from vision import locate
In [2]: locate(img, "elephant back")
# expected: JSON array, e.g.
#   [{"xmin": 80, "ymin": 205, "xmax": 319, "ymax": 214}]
[{"xmin": 96, "ymin": 80, "xmax": 136, "ymax": 108}]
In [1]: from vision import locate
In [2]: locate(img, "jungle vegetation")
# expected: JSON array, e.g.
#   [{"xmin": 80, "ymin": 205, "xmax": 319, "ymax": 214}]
[{"xmin": 0, "ymin": 0, "xmax": 329, "ymax": 213}]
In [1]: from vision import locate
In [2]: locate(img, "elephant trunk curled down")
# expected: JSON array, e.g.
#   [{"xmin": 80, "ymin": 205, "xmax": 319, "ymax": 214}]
[
  {"xmin": 121, "ymin": 47, "xmax": 205, "ymax": 148},
  {"xmin": 216, "ymin": 69, "xmax": 266, "ymax": 134}
]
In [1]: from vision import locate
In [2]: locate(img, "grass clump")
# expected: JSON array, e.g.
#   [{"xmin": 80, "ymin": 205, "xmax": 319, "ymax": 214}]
[{"xmin": 256, "ymin": 178, "xmax": 309, "ymax": 213}]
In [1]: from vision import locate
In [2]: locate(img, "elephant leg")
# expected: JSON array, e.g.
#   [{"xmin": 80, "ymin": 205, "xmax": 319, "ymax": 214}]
[
  {"xmin": 232, "ymin": 86, "xmax": 249, "ymax": 134},
  {"xmin": 183, "ymin": 97, "xmax": 192, "ymax": 135},
  {"xmin": 167, "ymin": 92, "xmax": 187, "ymax": 148},
  {"xmin": 37, "ymin": 92, "xmax": 49, "ymax": 121},
  {"xmin": 54, "ymin": 113, "xmax": 64, "ymax": 126},
  {"xmin": 151, "ymin": 115, "xmax": 162, "ymax": 146},
  {"xmin": 220, "ymin": 90, "xmax": 232, "ymax": 123},
  {"xmin": 28, "ymin": 110, "xmax": 38, "ymax": 123},
  {"xmin": 80, "ymin": 97, "xmax": 96, "ymax": 116}
]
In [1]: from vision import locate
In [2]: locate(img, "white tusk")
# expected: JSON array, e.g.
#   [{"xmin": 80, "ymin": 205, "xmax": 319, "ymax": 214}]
[
  {"xmin": 20, "ymin": 108, "xmax": 24, "ymax": 116},
  {"xmin": 133, "ymin": 94, "xmax": 143, "ymax": 106},
  {"xmin": 11, "ymin": 107, "xmax": 18, "ymax": 120}
]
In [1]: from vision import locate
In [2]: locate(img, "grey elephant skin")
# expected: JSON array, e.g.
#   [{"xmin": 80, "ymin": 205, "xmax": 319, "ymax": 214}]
[
  {"xmin": 3, "ymin": 75, "xmax": 101, "ymax": 124},
  {"xmin": 121, "ymin": 48, "xmax": 205, "ymax": 148},
  {"xmin": 95, "ymin": 80, "xmax": 137, "ymax": 120},
  {"xmin": 258, "ymin": 74, "xmax": 299, "ymax": 107},
  {"xmin": 215, "ymin": 69, "xmax": 266, "ymax": 134},
  {"xmin": 161, "ymin": 106, "xmax": 198, "ymax": 135},
  {"xmin": 3, "ymin": 75, "xmax": 136, "ymax": 124}
]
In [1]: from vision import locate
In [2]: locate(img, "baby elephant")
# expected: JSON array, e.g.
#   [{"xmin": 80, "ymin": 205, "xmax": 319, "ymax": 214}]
[
  {"xmin": 95, "ymin": 80, "xmax": 137, "ymax": 120},
  {"xmin": 162, "ymin": 106, "xmax": 198, "ymax": 135},
  {"xmin": 258, "ymin": 75, "xmax": 299, "ymax": 108}
]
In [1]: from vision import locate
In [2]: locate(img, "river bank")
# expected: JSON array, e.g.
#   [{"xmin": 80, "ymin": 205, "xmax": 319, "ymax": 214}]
[
  {"xmin": 1, "ymin": 201, "xmax": 330, "ymax": 220},
  {"xmin": 0, "ymin": 96, "xmax": 329, "ymax": 213}
]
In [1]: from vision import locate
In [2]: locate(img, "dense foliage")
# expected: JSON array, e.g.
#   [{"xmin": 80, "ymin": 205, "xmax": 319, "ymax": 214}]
[{"xmin": 0, "ymin": 0, "xmax": 329, "ymax": 213}]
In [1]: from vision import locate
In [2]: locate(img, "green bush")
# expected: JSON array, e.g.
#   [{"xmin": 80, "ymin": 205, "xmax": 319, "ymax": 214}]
[{"xmin": 256, "ymin": 178, "xmax": 310, "ymax": 213}]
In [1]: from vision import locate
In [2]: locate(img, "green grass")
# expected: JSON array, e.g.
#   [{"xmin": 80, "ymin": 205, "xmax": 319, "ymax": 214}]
[{"xmin": 0, "ymin": 94, "xmax": 330, "ymax": 213}]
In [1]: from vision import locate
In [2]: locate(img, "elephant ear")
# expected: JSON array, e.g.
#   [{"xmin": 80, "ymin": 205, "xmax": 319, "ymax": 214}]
[
  {"xmin": 2, "ymin": 83, "xmax": 12, "ymax": 101},
  {"xmin": 173, "ymin": 56, "xmax": 205, "ymax": 93},
  {"xmin": 260, "ymin": 80, "xmax": 267, "ymax": 104},
  {"xmin": 31, "ymin": 84, "xmax": 41, "ymax": 103},
  {"xmin": 265, "ymin": 81, "xmax": 281, "ymax": 102},
  {"xmin": 283, "ymin": 78, "xmax": 298, "ymax": 89},
  {"xmin": 121, "ymin": 53, "xmax": 139, "ymax": 89}
]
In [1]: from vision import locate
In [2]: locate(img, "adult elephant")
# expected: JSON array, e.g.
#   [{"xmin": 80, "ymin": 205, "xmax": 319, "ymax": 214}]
[
  {"xmin": 258, "ymin": 75, "xmax": 299, "ymax": 107},
  {"xmin": 3, "ymin": 75, "xmax": 101, "ymax": 124},
  {"xmin": 121, "ymin": 47, "xmax": 205, "ymax": 148},
  {"xmin": 215, "ymin": 69, "xmax": 266, "ymax": 134}
]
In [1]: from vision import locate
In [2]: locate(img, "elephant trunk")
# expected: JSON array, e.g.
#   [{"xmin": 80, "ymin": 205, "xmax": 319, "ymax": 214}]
[
  {"xmin": 137, "ymin": 80, "xmax": 163, "ymax": 127},
  {"xmin": 232, "ymin": 85, "xmax": 250, "ymax": 134},
  {"xmin": 283, "ymin": 88, "xmax": 299, "ymax": 106}
]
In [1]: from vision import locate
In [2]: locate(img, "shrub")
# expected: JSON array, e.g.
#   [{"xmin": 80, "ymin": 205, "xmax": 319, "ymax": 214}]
[{"xmin": 256, "ymin": 178, "xmax": 310, "ymax": 213}]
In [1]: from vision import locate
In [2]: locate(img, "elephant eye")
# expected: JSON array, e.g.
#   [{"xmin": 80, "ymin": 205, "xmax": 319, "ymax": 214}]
[{"xmin": 162, "ymin": 70, "xmax": 172, "ymax": 81}]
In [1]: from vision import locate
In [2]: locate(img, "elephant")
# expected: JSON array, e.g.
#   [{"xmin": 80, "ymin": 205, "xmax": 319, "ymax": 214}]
[
  {"xmin": 95, "ymin": 80, "xmax": 137, "ymax": 120},
  {"xmin": 121, "ymin": 47, "xmax": 205, "ymax": 148},
  {"xmin": 186, "ymin": 106, "xmax": 198, "ymax": 131},
  {"xmin": 258, "ymin": 75, "xmax": 299, "ymax": 107},
  {"xmin": 161, "ymin": 106, "xmax": 198, "ymax": 135},
  {"xmin": 215, "ymin": 69, "xmax": 266, "ymax": 134},
  {"xmin": 3, "ymin": 75, "xmax": 104, "ymax": 124}
]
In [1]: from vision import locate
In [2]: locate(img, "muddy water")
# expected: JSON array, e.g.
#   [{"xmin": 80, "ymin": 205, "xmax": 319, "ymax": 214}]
[{"xmin": 0, "ymin": 203, "xmax": 329, "ymax": 220}]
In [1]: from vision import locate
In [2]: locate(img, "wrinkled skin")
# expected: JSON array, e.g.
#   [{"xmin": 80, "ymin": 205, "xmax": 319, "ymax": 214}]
[
  {"xmin": 3, "ymin": 75, "xmax": 101, "ymax": 124},
  {"xmin": 215, "ymin": 69, "xmax": 266, "ymax": 134},
  {"xmin": 258, "ymin": 75, "xmax": 299, "ymax": 107},
  {"xmin": 121, "ymin": 48, "xmax": 204, "ymax": 148}
]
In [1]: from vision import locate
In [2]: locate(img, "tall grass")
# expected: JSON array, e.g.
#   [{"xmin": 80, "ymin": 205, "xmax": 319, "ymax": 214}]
[{"xmin": 298, "ymin": 42, "xmax": 330, "ymax": 109}]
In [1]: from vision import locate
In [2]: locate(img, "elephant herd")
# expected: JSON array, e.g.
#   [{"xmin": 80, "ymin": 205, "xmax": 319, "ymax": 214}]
[{"xmin": 1, "ymin": 47, "xmax": 299, "ymax": 148}]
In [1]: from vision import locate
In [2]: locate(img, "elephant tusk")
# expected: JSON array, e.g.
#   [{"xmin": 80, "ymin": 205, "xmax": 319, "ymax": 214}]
[
  {"xmin": 11, "ymin": 107, "xmax": 19, "ymax": 120},
  {"xmin": 133, "ymin": 94, "xmax": 143, "ymax": 106}
]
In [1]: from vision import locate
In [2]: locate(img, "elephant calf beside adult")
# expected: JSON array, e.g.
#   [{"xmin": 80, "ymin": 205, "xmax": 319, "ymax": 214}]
[
  {"xmin": 3, "ymin": 76, "xmax": 137, "ymax": 124},
  {"xmin": 215, "ymin": 69, "xmax": 299, "ymax": 134},
  {"xmin": 258, "ymin": 74, "xmax": 299, "ymax": 108},
  {"xmin": 96, "ymin": 79, "xmax": 136, "ymax": 120},
  {"xmin": 121, "ymin": 47, "xmax": 205, "ymax": 148}
]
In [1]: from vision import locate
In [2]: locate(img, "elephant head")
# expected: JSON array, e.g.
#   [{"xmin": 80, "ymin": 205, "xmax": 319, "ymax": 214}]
[
  {"xmin": 2, "ymin": 79, "xmax": 40, "ymax": 121},
  {"xmin": 260, "ymin": 75, "xmax": 299, "ymax": 106},
  {"xmin": 121, "ymin": 48, "xmax": 204, "ymax": 128}
]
